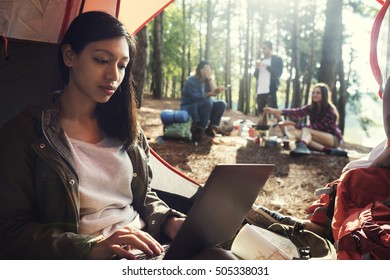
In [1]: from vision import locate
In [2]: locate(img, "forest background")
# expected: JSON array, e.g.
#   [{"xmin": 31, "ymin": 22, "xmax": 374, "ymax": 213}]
[{"xmin": 132, "ymin": 0, "xmax": 386, "ymax": 148}]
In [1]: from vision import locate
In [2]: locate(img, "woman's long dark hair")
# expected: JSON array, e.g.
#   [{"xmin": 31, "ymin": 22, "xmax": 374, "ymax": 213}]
[
  {"xmin": 310, "ymin": 83, "xmax": 340, "ymax": 123},
  {"xmin": 195, "ymin": 60, "xmax": 210, "ymax": 79},
  {"xmin": 58, "ymin": 11, "xmax": 138, "ymax": 150}
]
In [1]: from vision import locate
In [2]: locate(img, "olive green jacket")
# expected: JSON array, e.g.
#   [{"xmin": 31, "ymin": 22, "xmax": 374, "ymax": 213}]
[{"xmin": 0, "ymin": 92, "xmax": 184, "ymax": 259}]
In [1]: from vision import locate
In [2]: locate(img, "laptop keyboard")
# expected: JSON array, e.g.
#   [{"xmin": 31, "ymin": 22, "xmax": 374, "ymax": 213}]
[{"xmin": 134, "ymin": 244, "xmax": 170, "ymax": 260}]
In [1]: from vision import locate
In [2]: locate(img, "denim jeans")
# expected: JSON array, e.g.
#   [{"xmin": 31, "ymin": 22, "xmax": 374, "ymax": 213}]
[{"xmin": 181, "ymin": 99, "xmax": 227, "ymax": 129}]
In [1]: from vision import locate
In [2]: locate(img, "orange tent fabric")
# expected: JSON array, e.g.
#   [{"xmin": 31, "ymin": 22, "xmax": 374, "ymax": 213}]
[{"xmin": 0, "ymin": 0, "xmax": 174, "ymax": 43}]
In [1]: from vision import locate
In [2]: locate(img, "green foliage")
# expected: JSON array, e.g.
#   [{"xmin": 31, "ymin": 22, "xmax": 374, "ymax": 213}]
[
  {"xmin": 346, "ymin": 0, "xmax": 380, "ymax": 18},
  {"xmin": 162, "ymin": 5, "xmax": 187, "ymax": 97},
  {"xmin": 359, "ymin": 116, "xmax": 378, "ymax": 137}
]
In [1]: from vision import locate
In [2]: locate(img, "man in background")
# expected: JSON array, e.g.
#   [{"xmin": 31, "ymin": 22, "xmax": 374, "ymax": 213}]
[
  {"xmin": 253, "ymin": 41, "xmax": 286, "ymax": 139},
  {"xmin": 254, "ymin": 41, "xmax": 283, "ymax": 114}
]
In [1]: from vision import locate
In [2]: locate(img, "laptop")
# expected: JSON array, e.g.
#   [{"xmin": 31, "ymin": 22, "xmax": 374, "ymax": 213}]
[{"xmin": 136, "ymin": 163, "xmax": 274, "ymax": 260}]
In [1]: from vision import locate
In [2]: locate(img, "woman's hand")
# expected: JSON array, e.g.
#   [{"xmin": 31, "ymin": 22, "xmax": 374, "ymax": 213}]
[
  {"xmin": 211, "ymin": 86, "xmax": 226, "ymax": 96},
  {"xmin": 86, "ymin": 227, "xmax": 164, "ymax": 260},
  {"xmin": 264, "ymin": 106, "xmax": 281, "ymax": 116},
  {"xmin": 202, "ymin": 66, "xmax": 212, "ymax": 80},
  {"xmin": 163, "ymin": 216, "xmax": 185, "ymax": 240},
  {"xmin": 278, "ymin": 120, "xmax": 295, "ymax": 127},
  {"xmin": 218, "ymin": 85, "xmax": 226, "ymax": 93}
]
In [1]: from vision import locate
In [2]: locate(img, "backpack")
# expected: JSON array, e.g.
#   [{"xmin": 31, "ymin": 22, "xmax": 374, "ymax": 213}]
[
  {"xmin": 336, "ymin": 199, "xmax": 390, "ymax": 260},
  {"xmin": 160, "ymin": 109, "xmax": 192, "ymax": 142},
  {"xmin": 306, "ymin": 167, "xmax": 390, "ymax": 259},
  {"xmin": 267, "ymin": 223, "xmax": 337, "ymax": 260},
  {"xmin": 306, "ymin": 179, "xmax": 339, "ymax": 243},
  {"xmin": 162, "ymin": 118, "xmax": 192, "ymax": 142}
]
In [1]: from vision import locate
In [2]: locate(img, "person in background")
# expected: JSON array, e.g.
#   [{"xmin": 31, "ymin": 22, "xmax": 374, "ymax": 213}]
[
  {"xmin": 0, "ymin": 11, "xmax": 235, "ymax": 260},
  {"xmin": 253, "ymin": 41, "xmax": 287, "ymax": 139},
  {"xmin": 247, "ymin": 76, "xmax": 390, "ymax": 241},
  {"xmin": 180, "ymin": 60, "xmax": 227, "ymax": 143},
  {"xmin": 264, "ymin": 83, "xmax": 347, "ymax": 157}
]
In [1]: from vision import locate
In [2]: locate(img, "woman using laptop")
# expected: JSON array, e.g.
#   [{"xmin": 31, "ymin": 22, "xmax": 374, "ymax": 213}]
[{"xmin": 0, "ymin": 11, "xmax": 236, "ymax": 260}]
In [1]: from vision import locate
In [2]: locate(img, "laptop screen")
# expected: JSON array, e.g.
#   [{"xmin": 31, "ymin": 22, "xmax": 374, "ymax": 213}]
[{"xmin": 164, "ymin": 163, "xmax": 274, "ymax": 260}]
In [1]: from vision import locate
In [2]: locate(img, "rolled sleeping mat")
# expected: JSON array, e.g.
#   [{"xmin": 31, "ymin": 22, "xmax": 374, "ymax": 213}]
[{"xmin": 160, "ymin": 109, "xmax": 190, "ymax": 125}]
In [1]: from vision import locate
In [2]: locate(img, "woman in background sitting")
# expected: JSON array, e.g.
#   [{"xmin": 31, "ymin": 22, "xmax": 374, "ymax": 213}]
[{"xmin": 264, "ymin": 83, "xmax": 346, "ymax": 157}]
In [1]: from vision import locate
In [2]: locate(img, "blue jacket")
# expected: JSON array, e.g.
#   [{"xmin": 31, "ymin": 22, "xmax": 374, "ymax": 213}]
[{"xmin": 180, "ymin": 75, "xmax": 210, "ymax": 107}]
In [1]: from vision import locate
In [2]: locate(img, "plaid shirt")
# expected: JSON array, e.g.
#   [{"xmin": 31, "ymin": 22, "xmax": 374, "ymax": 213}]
[{"xmin": 282, "ymin": 105, "xmax": 343, "ymax": 143}]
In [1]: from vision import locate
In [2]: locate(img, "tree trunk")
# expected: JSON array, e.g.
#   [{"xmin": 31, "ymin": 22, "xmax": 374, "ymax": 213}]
[
  {"xmin": 205, "ymin": 0, "xmax": 214, "ymax": 60},
  {"xmin": 198, "ymin": 0, "xmax": 204, "ymax": 60},
  {"xmin": 304, "ymin": 0, "xmax": 317, "ymax": 105},
  {"xmin": 225, "ymin": 0, "xmax": 232, "ymax": 109},
  {"xmin": 338, "ymin": 64, "xmax": 347, "ymax": 134},
  {"xmin": 285, "ymin": 49, "xmax": 292, "ymax": 108},
  {"xmin": 337, "ymin": 31, "xmax": 347, "ymax": 134},
  {"xmin": 187, "ymin": 2, "xmax": 193, "ymax": 79},
  {"xmin": 134, "ymin": 27, "xmax": 148, "ymax": 107},
  {"xmin": 304, "ymin": 33, "xmax": 315, "ymax": 105},
  {"xmin": 165, "ymin": 76, "xmax": 169, "ymax": 97},
  {"xmin": 258, "ymin": 1, "xmax": 268, "ymax": 52},
  {"xmin": 291, "ymin": 1, "xmax": 301, "ymax": 108},
  {"xmin": 238, "ymin": 78, "xmax": 245, "ymax": 112},
  {"xmin": 152, "ymin": 13, "xmax": 164, "ymax": 99},
  {"xmin": 179, "ymin": 0, "xmax": 193, "ymax": 89},
  {"xmin": 318, "ymin": 0, "xmax": 343, "ymax": 89},
  {"xmin": 180, "ymin": 0, "xmax": 187, "ymax": 91},
  {"xmin": 172, "ymin": 77, "xmax": 178, "ymax": 98},
  {"xmin": 239, "ymin": 0, "xmax": 252, "ymax": 114}
]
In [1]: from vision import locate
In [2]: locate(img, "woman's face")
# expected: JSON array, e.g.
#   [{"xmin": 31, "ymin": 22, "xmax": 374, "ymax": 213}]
[
  {"xmin": 312, "ymin": 87, "xmax": 323, "ymax": 103},
  {"xmin": 200, "ymin": 64, "xmax": 212, "ymax": 79},
  {"xmin": 63, "ymin": 37, "xmax": 130, "ymax": 104}
]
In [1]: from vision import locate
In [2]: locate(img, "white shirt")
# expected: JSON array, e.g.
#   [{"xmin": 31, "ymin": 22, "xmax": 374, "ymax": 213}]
[
  {"xmin": 67, "ymin": 136, "xmax": 145, "ymax": 237},
  {"xmin": 256, "ymin": 57, "xmax": 271, "ymax": 95}
]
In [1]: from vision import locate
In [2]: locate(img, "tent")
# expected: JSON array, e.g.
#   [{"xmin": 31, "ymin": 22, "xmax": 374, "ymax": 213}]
[
  {"xmin": 0, "ymin": 0, "xmax": 175, "ymax": 43},
  {"xmin": 0, "ymin": 0, "xmax": 200, "ymax": 213},
  {"xmin": 0, "ymin": 0, "xmax": 174, "ymax": 126},
  {"xmin": 371, "ymin": 0, "xmax": 390, "ymax": 98}
]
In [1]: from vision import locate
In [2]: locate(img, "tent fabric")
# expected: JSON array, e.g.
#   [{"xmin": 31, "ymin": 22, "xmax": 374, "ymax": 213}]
[
  {"xmin": 0, "ymin": 0, "xmax": 175, "ymax": 43},
  {"xmin": 149, "ymin": 148, "xmax": 201, "ymax": 214},
  {"xmin": 0, "ymin": 0, "xmax": 175, "ymax": 125},
  {"xmin": 0, "ymin": 39, "xmax": 63, "ymax": 126},
  {"xmin": 149, "ymin": 148, "xmax": 201, "ymax": 199},
  {"xmin": 0, "ymin": 0, "xmax": 68, "ymax": 43},
  {"xmin": 370, "ymin": 0, "xmax": 390, "ymax": 98}
]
